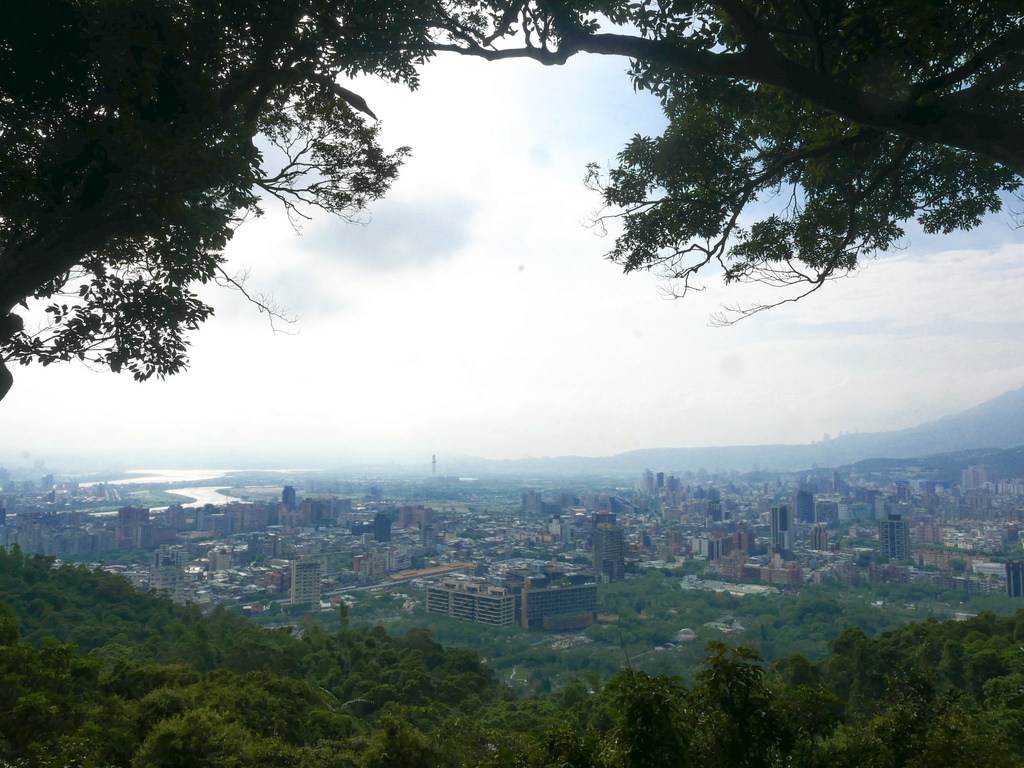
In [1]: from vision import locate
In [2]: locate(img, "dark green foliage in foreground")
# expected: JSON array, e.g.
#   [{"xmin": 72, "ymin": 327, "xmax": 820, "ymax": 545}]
[
  {"xmin": 0, "ymin": 544, "xmax": 200, "ymax": 650},
  {"xmin": 4, "ymin": 551, "xmax": 1024, "ymax": 767},
  {"xmin": 1, "ymin": 0, "xmax": 419, "ymax": 397}
]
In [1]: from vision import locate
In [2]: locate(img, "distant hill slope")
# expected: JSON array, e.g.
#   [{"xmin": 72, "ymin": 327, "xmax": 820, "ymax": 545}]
[
  {"xmin": 450, "ymin": 385, "xmax": 1024, "ymax": 475},
  {"xmin": 812, "ymin": 385, "xmax": 1024, "ymax": 464},
  {"xmin": 846, "ymin": 445, "xmax": 1024, "ymax": 485}
]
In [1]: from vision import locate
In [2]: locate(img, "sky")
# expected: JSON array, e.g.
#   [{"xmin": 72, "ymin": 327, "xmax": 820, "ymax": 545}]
[{"xmin": 2, "ymin": 52, "xmax": 1024, "ymax": 467}]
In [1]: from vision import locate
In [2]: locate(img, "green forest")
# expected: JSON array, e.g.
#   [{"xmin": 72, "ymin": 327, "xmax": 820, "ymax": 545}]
[
  {"xmin": 334, "ymin": 570, "xmax": 1020, "ymax": 695},
  {"xmin": 3, "ymin": 547, "xmax": 1024, "ymax": 767}
]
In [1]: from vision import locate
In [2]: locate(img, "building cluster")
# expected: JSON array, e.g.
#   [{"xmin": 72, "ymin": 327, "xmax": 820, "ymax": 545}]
[
  {"xmin": 2, "ymin": 456, "xmax": 1024, "ymax": 621},
  {"xmin": 635, "ymin": 464, "xmax": 1024, "ymax": 596},
  {"xmin": 425, "ymin": 563, "xmax": 598, "ymax": 630},
  {"xmin": 0, "ymin": 474, "xmax": 630, "ymax": 621}
]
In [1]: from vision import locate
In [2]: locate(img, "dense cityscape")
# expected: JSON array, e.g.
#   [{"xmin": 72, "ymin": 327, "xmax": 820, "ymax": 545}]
[{"xmin": 3, "ymin": 456, "xmax": 1022, "ymax": 634}]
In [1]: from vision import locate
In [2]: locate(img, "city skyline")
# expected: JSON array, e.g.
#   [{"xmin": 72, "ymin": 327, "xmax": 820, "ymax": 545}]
[{"xmin": 2, "ymin": 54, "xmax": 1024, "ymax": 464}]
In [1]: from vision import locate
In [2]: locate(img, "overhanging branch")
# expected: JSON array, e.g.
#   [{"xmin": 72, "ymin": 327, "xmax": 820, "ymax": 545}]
[{"xmin": 437, "ymin": 23, "xmax": 1024, "ymax": 178}]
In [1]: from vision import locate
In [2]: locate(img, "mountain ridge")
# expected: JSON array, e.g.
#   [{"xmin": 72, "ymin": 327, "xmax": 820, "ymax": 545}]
[{"xmin": 440, "ymin": 385, "xmax": 1024, "ymax": 475}]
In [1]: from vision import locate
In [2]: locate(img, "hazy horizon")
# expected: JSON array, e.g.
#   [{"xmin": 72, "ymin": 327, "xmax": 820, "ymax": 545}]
[{"xmin": 3, "ymin": 379, "xmax": 1021, "ymax": 477}]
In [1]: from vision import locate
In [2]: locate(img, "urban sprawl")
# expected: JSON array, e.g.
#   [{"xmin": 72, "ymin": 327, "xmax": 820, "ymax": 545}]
[{"xmin": 1, "ymin": 462, "xmax": 1022, "ymax": 632}]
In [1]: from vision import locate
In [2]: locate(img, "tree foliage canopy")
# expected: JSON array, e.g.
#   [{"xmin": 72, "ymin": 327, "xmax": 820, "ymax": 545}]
[
  {"xmin": 438, "ymin": 0, "xmax": 1024, "ymax": 321},
  {"xmin": 5, "ymin": 552, "xmax": 1024, "ymax": 767},
  {"xmin": 0, "ymin": 0, "xmax": 426, "ymax": 397}
]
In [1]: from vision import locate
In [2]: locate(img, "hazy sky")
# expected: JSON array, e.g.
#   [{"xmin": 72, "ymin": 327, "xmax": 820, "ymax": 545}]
[{"xmin": 2, "ymin": 53, "xmax": 1023, "ymax": 465}]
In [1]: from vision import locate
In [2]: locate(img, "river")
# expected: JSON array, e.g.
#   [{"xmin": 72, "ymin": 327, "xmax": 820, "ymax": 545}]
[
  {"xmin": 85, "ymin": 469, "xmax": 254, "ymax": 514},
  {"xmin": 151, "ymin": 486, "xmax": 243, "ymax": 511},
  {"xmin": 83, "ymin": 469, "xmax": 241, "ymax": 486}
]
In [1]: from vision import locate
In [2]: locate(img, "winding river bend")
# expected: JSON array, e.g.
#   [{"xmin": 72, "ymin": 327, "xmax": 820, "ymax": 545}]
[{"xmin": 151, "ymin": 486, "xmax": 243, "ymax": 511}]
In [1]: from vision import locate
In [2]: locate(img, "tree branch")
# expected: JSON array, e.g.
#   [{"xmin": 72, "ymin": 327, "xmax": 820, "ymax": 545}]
[
  {"xmin": 214, "ymin": 266, "xmax": 298, "ymax": 334},
  {"xmin": 444, "ymin": 26, "xmax": 1024, "ymax": 178}
]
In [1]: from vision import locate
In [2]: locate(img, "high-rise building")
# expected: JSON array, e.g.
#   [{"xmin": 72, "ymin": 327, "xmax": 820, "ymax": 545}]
[
  {"xmin": 209, "ymin": 548, "xmax": 232, "ymax": 572},
  {"xmin": 732, "ymin": 524, "xmax": 753, "ymax": 553},
  {"xmin": 400, "ymin": 505, "xmax": 434, "ymax": 528},
  {"xmin": 962, "ymin": 465, "xmax": 992, "ymax": 490},
  {"xmin": 879, "ymin": 513, "xmax": 910, "ymax": 562},
  {"xmin": 520, "ymin": 583, "xmax": 598, "ymax": 630},
  {"xmin": 1007, "ymin": 561, "xmax": 1024, "ymax": 598},
  {"xmin": 547, "ymin": 515, "xmax": 565, "ymax": 542},
  {"xmin": 706, "ymin": 501, "xmax": 724, "ymax": 524},
  {"xmin": 151, "ymin": 544, "xmax": 190, "ymax": 603},
  {"xmin": 426, "ymin": 578, "xmax": 516, "ymax": 627},
  {"xmin": 523, "ymin": 490, "xmax": 543, "ymax": 515},
  {"xmin": 115, "ymin": 506, "xmax": 152, "ymax": 549},
  {"xmin": 895, "ymin": 481, "xmax": 911, "ymax": 503},
  {"xmin": 151, "ymin": 567, "xmax": 189, "ymax": 604},
  {"xmin": 770, "ymin": 504, "xmax": 792, "ymax": 555},
  {"xmin": 290, "ymin": 557, "xmax": 323, "ymax": 605},
  {"xmin": 642, "ymin": 469, "xmax": 656, "ymax": 496},
  {"xmin": 815, "ymin": 500, "xmax": 839, "ymax": 525},
  {"xmin": 810, "ymin": 523, "xmax": 829, "ymax": 551},
  {"xmin": 154, "ymin": 544, "xmax": 188, "ymax": 570},
  {"xmin": 593, "ymin": 523, "xmax": 625, "ymax": 582},
  {"xmin": 372, "ymin": 513, "xmax": 391, "ymax": 542},
  {"xmin": 795, "ymin": 490, "xmax": 814, "ymax": 523},
  {"xmin": 300, "ymin": 498, "xmax": 328, "ymax": 525},
  {"xmin": 282, "ymin": 486, "xmax": 296, "ymax": 511}
]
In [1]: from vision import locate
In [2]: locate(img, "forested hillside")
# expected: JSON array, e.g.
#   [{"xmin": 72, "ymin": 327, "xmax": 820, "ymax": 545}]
[{"xmin": 3, "ymin": 548, "xmax": 1024, "ymax": 767}]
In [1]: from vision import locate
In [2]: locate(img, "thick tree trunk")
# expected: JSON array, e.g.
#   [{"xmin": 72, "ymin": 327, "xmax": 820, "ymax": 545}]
[
  {"xmin": 0, "ymin": 313, "xmax": 21, "ymax": 403},
  {"xmin": 0, "ymin": 360, "xmax": 11, "ymax": 403}
]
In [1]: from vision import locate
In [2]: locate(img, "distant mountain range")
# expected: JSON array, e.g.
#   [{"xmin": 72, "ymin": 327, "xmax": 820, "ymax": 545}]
[
  {"xmin": 844, "ymin": 445, "xmax": 1024, "ymax": 486},
  {"xmin": 447, "ymin": 385, "xmax": 1024, "ymax": 476},
  {"xmin": 7, "ymin": 386, "xmax": 1024, "ymax": 480}
]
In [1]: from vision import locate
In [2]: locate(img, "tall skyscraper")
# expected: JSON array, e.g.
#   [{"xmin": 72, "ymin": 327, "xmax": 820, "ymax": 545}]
[
  {"xmin": 593, "ymin": 523, "xmax": 625, "ymax": 582},
  {"xmin": 290, "ymin": 557, "xmax": 323, "ymax": 605},
  {"xmin": 815, "ymin": 500, "xmax": 839, "ymax": 525},
  {"xmin": 1007, "ymin": 561, "xmax": 1024, "ymax": 598},
  {"xmin": 116, "ymin": 505, "xmax": 152, "ymax": 549},
  {"xmin": 810, "ymin": 523, "xmax": 828, "ymax": 551},
  {"xmin": 706, "ymin": 501, "xmax": 724, "ymax": 524},
  {"xmin": 523, "ymin": 490, "xmax": 543, "ymax": 515},
  {"xmin": 373, "ymin": 513, "xmax": 391, "ymax": 542},
  {"xmin": 642, "ymin": 469, "xmax": 656, "ymax": 496},
  {"xmin": 770, "ymin": 504, "xmax": 792, "ymax": 556},
  {"xmin": 879, "ymin": 513, "xmax": 910, "ymax": 561},
  {"xmin": 282, "ymin": 485, "xmax": 296, "ymax": 511},
  {"xmin": 795, "ymin": 489, "xmax": 814, "ymax": 523}
]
